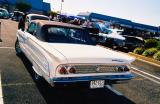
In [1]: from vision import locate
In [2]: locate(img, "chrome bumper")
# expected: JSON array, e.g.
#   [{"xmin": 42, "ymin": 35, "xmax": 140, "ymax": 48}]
[{"xmin": 50, "ymin": 73, "xmax": 134, "ymax": 86}]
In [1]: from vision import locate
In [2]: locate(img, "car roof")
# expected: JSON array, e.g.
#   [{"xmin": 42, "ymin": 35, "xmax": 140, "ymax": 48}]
[
  {"xmin": 0, "ymin": 8, "xmax": 7, "ymax": 10},
  {"xmin": 27, "ymin": 14, "xmax": 49, "ymax": 18},
  {"xmin": 13, "ymin": 11, "xmax": 24, "ymax": 14},
  {"xmin": 0, "ymin": 8, "xmax": 8, "ymax": 12},
  {"xmin": 32, "ymin": 20, "xmax": 83, "ymax": 29}
]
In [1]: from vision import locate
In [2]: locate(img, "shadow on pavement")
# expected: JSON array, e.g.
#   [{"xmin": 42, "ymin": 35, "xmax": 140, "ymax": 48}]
[{"xmin": 19, "ymin": 54, "xmax": 136, "ymax": 104}]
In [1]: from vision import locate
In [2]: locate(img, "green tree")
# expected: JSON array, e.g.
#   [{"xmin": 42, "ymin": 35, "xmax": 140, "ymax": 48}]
[
  {"xmin": 48, "ymin": 11, "xmax": 57, "ymax": 17},
  {"xmin": 1, "ymin": 0, "xmax": 9, "ymax": 10},
  {"xmin": 15, "ymin": 0, "xmax": 31, "ymax": 12}
]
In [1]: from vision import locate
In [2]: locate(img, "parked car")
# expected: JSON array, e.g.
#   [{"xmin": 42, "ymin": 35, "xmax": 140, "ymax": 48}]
[
  {"xmin": 15, "ymin": 20, "xmax": 135, "ymax": 89},
  {"xmin": 99, "ymin": 28, "xmax": 125, "ymax": 48},
  {"xmin": 25, "ymin": 13, "xmax": 49, "ymax": 24},
  {"xmin": 0, "ymin": 8, "xmax": 9, "ymax": 19},
  {"xmin": 83, "ymin": 27, "xmax": 102, "ymax": 44},
  {"xmin": 25, "ymin": 14, "xmax": 50, "ymax": 29},
  {"xmin": 11, "ymin": 11, "xmax": 24, "ymax": 21},
  {"xmin": 123, "ymin": 35, "xmax": 144, "ymax": 51},
  {"xmin": 83, "ymin": 21, "xmax": 126, "ymax": 48}
]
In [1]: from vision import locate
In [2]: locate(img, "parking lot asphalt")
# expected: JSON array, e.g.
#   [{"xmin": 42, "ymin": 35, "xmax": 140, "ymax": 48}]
[
  {"xmin": 0, "ymin": 48, "xmax": 46, "ymax": 104},
  {"xmin": 0, "ymin": 19, "xmax": 17, "ymax": 47},
  {"xmin": 0, "ymin": 48, "xmax": 135, "ymax": 104},
  {"xmin": 0, "ymin": 19, "xmax": 160, "ymax": 104}
]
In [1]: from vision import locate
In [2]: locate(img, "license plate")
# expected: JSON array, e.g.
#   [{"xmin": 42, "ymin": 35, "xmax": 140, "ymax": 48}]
[{"xmin": 90, "ymin": 80, "xmax": 105, "ymax": 89}]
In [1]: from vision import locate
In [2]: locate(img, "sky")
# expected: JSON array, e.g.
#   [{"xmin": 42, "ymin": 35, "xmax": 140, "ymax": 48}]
[{"xmin": 44, "ymin": 0, "xmax": 160, "ymax": 26}]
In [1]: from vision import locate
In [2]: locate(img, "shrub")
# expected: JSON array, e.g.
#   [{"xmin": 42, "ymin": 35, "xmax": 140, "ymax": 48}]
[
  {"xmin": 133, "ymin": 47, "xmax": 145, "ymax": 55},
  {"xmin": 156, "ymin": 40, "xmax": 160, "ymax": 50},
  {"xmin": 144, "ymin": 39, "xmax": 158, "ymax": 48},
  {"xmin": 153, "ymin": 51, "xmax": 160, "ymax": 61},
  {"xmin": 142, "ymin": 48, "xmax": 158, "ymax": 57}
]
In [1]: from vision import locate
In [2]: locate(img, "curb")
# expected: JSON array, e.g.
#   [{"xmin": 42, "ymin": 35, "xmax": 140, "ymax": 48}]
[{"xmin": 128, "ymin": 52, "xmax": 160, "ymax": 68}]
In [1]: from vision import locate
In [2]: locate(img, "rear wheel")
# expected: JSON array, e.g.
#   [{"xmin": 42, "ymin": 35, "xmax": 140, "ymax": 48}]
[{"xmin": 15, "ymin": 39, "xmax": 22, "ymax": 56}]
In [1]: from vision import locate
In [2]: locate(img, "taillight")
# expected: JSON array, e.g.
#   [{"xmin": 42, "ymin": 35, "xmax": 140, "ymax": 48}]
[
  {"xmin": 123, "ymin": 66, "xmax": 130, "ymax": 71},
  {"xmin": 117, "ymin": 67, "xmax": 124, "ymax": 72},
  {"xmin": 58, "ymin": 67, "xmax": 67, "ymax": 74},
  {"xmin": 69, "ymin": 67, "xmax": 76, "ymax": 74},
  {"xmin": 117, "ymin": 66, "xmax": 130, "ymax": 72}
]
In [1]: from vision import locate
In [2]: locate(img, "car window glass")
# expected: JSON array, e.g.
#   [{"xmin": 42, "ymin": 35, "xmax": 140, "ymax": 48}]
[
  {"xmin": 104, "ymin": 29, "xmax": 112, "ymax": 34},
  {"xmin": 95, "ymin": 22, "xmax": 112, "ymax": 34},
  {"xmin": 31, "ymin": 16, "xmax": 49, "ymax": 21},
  {"xmin": 27, "ymin": 23, "xmax": 37, "ymax": 35},
  {"xmin": 43, "ymin": 26, "xmax": 95, "ymax": 45}
]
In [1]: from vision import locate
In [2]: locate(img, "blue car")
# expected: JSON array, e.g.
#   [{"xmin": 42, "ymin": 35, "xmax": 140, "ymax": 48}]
[{"xmin": 0, "ymin": 8, "xmax": 9, "ymax": 19}]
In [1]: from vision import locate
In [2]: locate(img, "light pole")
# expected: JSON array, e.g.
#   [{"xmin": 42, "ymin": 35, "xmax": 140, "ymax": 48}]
[{"xmin": 60, "ymin": 0, "xmax": 64, "ymax": 15}]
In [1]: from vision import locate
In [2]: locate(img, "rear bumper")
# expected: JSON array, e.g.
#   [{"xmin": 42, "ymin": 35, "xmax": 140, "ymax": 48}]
[{"xmin": 50, "ymin": 73, "xmax": 134, "ymax": 86}]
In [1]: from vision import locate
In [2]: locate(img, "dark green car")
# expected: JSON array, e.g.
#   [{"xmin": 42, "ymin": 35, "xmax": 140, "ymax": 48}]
[{"xmin": 0, "ymin": 8, "xmax": 9, "ymax": 19}]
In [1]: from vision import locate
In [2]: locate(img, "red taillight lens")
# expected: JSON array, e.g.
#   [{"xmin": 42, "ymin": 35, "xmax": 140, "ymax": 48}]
[
  {"xmin": 124, "ymin": 66, "xmax": 130, "ymax": 71},
  {"xmin": 117, "ymin": 66, "xmax": 130, "ymax": 72},
  {"xmin": 59, "ymin": 67, "xmax": 67, "ymax": 74},
  {"xmin": 117, "ymin": 67, "xmax": 124, "ymax": 72},
  {"xmin": 69, "ymin": 67, "xmax": 76, "ymax": 74}
]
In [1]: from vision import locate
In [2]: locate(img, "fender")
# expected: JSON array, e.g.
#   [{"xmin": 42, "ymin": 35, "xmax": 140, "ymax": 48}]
[{"xmin": 32, "ymin": 62, "xmax": 42, "ymax": 76}]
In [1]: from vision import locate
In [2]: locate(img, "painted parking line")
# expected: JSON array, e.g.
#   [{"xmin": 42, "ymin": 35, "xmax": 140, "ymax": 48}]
[
  {"xmin": 131, "ymin": 67, "xmax": 160, "ymax": 81},
  {"xmin": 0, "ymin": 47, "xmax": 15, "ymax": 49},
  {"xmin": 132, "ymin": 70, "xmax": 160, "ymax": 85},
  {"xmin": 0, "ymin": 73, "xmax": 4, "ymax": 104},
  {"xmin": 2, "ymin": 82, "xmax": 34, "ymax": 87},
  {"xmin": 131, "ymin": 67, "xmax": 160, "ymax": 85}
]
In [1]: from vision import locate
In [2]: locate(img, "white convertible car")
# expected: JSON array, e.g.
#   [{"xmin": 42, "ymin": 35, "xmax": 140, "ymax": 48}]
[{"xmin": 15, "ymin": 20, "xmax": 135, "ymax": 89}]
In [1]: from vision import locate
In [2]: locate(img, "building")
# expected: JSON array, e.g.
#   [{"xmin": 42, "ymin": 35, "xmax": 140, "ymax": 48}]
[
  {"xmin": 78, "ymin": 12, "xmax": 159, "ymax": 36},
  {"xmin": 0, "ymin": 0, "xmax": 51, "ymax": 14}
]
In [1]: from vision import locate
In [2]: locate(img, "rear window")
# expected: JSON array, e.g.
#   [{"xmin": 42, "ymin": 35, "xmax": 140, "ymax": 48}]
[
  {"xmin": 42, "ymin": 25, "xmax": 95, "ymax": 45},
  {"xmin": 0, "ymin": 9, "xmax": 8, "ymax": 14},
  {"xmin": 31, "ymin": 16, "xmax": 49, "ymax": 21}
]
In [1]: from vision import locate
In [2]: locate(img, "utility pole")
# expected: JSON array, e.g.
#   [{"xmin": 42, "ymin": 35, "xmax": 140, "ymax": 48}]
[
  {"xmin": 0, "ymin": 21, "xmax": 2, "ymax": 42},
  {"xmin": 158, "ymin": 26, "xmax": 160, "ymax": 36}
]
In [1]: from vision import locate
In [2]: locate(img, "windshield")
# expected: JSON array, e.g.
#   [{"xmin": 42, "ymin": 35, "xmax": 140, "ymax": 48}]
[
  {"xmin": 31, "ymin": 16, "xmax": 49, "ymax": 21},
  {"xmin": 94, "ymin": 23, "xmax": 113, "ymax": 34},
  {"xmin": 43, "ymin": 26, "xmax": 95, "ymax": 45},
  {"xmin": 0, "ymin": 9, "xmax": 8, "ymax": 14}
]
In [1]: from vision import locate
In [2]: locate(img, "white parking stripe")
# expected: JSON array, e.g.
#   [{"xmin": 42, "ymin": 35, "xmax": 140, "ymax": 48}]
[
  {"xmin": 0, "ymin": 73, "xmax": 4, "ymax": 104},
  {"xmin": 131, "ymin": 67, "xmax": 160, "ymax": 81},
  {"xmin": 132, "ymin": 70, "xmax": 160, "ymax": 85},
  {"xmin": 0, "ymin": 47, "xmax": 14, "ymax": 49},
  {"xmin": 2, "ymin": 83, "xmax": 34, "ymax": 87}
]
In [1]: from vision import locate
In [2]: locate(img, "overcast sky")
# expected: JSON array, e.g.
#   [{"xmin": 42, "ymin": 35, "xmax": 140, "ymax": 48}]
[{"xmin": 44, "ymin": 0, "xmax": 160, "ymax": 26}]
